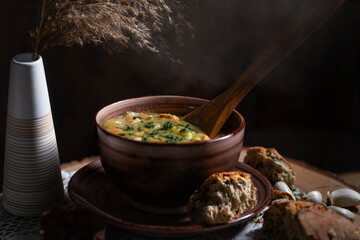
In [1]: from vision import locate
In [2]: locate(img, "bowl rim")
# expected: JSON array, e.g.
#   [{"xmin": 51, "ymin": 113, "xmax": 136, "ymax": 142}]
[{"xmin": 95, "ymin": 95, "xmax": 246, "ymax": 146}]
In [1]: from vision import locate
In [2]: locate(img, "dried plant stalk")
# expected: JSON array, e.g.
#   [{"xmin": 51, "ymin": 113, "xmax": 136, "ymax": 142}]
[{"xmin": 29, "ymin": 0, "xmax": 192, "ymax": 60}]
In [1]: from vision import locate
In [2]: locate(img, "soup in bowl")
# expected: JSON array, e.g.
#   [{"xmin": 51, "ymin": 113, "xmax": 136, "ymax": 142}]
[
  {"xmin": 95, "ymin": 95, "xmax": 245, "ymax": 214},
  {"xmin": 102, "ymin": 112, "xmax": 212, "ymax": 143}
]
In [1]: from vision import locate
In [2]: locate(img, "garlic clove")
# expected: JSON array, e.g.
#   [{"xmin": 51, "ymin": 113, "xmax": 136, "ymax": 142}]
[
  {"xmin": 301, "ymin": 190, "xmax": 322, "ymax": 204},
  {"xmin": 327, "ymin": 188, "xmax": 360, "ymax": 207},
  {"xmin": 327, "ymin": 206, "xmax": 356, "ymax": 222},
  {"xmin": 273, "ymin": 190, "xmax": 295, "ymax": 201},
  {"xmin": 293, "ymin": 188, "xmax": 305, "ymax": 197},
  {"xmin": 273, "ymin": 181, "xmax": 296, "ymax": 200},
  {"xmin": 292, "ymin": 188, "xmax": 305, "ymax": 200}
]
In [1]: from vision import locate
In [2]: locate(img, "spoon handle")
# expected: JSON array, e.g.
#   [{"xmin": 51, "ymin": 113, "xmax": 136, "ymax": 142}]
[{"xmin": 183, "ymin": 0, "xmax": 344, "ymax": 138}]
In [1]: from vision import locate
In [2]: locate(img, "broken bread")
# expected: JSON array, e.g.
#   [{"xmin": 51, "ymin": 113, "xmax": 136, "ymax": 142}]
[
  {"xmin": 263, "ymin": 200, "xmax": 360, "ymax": 240},
  {"xmin": 244, "ymin": 147, "xmax": 296, "ymax": 189},
  {"xmin": 187, "ymin": 171, "xmax": 257, "ymax": 225}
]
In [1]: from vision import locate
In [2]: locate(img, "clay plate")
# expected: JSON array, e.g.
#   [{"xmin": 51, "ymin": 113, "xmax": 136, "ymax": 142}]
[{"xmin": 68, "ymin": 160, "xmax": 272, "ymax": 237}]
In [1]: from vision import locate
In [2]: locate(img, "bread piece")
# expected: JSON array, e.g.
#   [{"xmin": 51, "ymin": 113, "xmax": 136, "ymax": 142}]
[
  {"xmin": 244, "ymin": 147, "xmax": 296, "ymax": 189},
  {"xmin": 263, "ymin": 200, "xmax": 360, "ymax": 240},
  {"xmin": 187, "ymin": 171, "xmax": 257, "ymax": 225}
]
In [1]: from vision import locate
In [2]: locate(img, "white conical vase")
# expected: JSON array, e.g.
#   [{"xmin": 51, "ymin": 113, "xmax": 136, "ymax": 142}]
[{"xmin": 3, "ymin": 53, "xmax": 64, "ymax": 217}]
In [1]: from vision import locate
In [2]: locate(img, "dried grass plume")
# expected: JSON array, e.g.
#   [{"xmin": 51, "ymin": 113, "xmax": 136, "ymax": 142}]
[{"xmin": 29, "ymin": 0, "xmax": 193, "ymax": 60}]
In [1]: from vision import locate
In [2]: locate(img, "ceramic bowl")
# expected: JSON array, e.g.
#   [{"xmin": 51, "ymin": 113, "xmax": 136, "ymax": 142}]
[{"xmin": 95, "ymin": 95, "xmax": 245, "ymax": 214}]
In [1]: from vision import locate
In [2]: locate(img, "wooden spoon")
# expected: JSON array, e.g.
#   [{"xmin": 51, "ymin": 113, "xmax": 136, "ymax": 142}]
[{"xmin": 183, "ymin": 0, "xmax": 344, "ymax": 138}]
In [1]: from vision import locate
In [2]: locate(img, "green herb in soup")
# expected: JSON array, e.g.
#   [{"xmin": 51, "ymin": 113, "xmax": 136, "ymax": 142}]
[{"xmin": 102, "ymin": 112, "xmax": 211, "ymax": 143}]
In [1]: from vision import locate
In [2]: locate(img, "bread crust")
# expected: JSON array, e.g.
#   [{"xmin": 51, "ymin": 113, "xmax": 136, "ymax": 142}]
[
  {"xmin": 244, "ymin": 146, "xmax": 296, "ymax": 189},
  {"xmin": 187, "ymin": 171, "xmax": 257, "ymax": 225},
  {"xmin": 263, "ymin": 200, "xmax": 360, "ymax": 240}
]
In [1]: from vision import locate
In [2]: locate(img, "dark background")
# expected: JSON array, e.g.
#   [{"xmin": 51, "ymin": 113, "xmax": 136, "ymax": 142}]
[{"xmin": 1, "ymin": 0, "xmax": 360, "ymax": 188}]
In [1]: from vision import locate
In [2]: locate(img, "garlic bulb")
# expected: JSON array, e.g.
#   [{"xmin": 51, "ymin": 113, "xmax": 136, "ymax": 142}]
[
  {"xmin": 301, "ymin": 191, "xmax": 322, "ymax": 204},
  {"xmin": 273, "ymin": 181, "xmax": 296, "ymax": 200},
  {"xmin": 327, "ymin": 206, "xmax": 356, "ymax": 222},
  {"xmin": 327, "ymin": 188, "xmax": 360, "ymax": 207}
]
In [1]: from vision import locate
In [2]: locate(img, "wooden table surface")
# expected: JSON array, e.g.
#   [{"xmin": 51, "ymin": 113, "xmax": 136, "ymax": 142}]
[
  {"xmin": 61, "ymin": 149, "xmax": 360, "ymax": 230},
  {"xmin": 338, "ymin": 171, "xmax": 360, "ymax": 187}
]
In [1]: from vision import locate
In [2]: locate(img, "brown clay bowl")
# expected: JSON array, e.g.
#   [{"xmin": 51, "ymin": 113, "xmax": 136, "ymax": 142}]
[{"xmin": 95, "ymin": 95, "xmax": 245, "ymax": 214}]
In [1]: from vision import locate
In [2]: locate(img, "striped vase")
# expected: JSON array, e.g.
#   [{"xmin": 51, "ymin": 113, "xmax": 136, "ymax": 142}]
[{"xmin": 3, "ymin": 53, "xmax": 64, "ymax": 217}]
